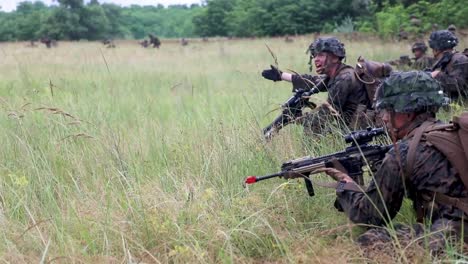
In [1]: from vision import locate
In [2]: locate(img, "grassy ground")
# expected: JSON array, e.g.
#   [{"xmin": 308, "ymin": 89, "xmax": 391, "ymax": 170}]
[{"xmin": 0, "ymin": 34, "xmax": 467, "ymax": 263}]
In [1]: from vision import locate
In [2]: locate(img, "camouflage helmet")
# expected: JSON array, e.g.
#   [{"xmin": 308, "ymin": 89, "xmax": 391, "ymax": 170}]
[
  {"xmin": 447, "ymin": 24, "xmax": 457, "ymax": 32},
  {"xmin": 428, "ymin": 30, "xmax": 458, "ymax": 50},
  {"xmin": 308, "ymin": 37, "xmax": 346, "ymax": 59},
  {"xmin": 375, "ymin": 71, "xmax": 445, "ymax": 113},
  {"xmin": 411, "ymin": 42, "xmax": 427, "ymax": 53}
]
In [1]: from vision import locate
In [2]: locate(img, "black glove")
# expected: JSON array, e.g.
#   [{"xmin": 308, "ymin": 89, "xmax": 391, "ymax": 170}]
[{"xmin": 261, "ymin": 65, "xmax": 282, "ymax": 82}]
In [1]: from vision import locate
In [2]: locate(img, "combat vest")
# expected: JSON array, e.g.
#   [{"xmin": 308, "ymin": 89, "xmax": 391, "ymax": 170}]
[
  {"xmin": 406, "ymin": 112, "xmax": 468, "ymax": 218},
  {"xmin": 332, "ymin": 64, "xmax": 374, "ymax": 130}
]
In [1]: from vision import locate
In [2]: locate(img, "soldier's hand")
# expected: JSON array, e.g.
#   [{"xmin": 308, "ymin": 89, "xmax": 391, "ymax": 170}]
[
  {"xmin": 314, "ymin": 168, "xmax": 354, "ymax": 183},
  {"xmin": 431, "ymin": 70, "xmax": 440, "ymax": 78},
  {"xmin": 262, "ymin": 65, "xmax": 283, "ymax": 82}
]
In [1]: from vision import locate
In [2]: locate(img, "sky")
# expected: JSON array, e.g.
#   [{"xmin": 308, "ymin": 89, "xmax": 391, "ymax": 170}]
[{"xmin": 0, "ymin": 0, "xmax": 203, "ymax": 11}]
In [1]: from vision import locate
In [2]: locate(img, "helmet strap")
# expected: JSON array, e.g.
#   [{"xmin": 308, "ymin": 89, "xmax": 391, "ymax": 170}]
[{"xmin": 324, "ymin": 54, "xmax": 341, "ymax": 78}]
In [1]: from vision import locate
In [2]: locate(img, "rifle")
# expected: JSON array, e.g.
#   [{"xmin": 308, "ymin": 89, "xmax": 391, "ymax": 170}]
[
  {"xmin": 386, "ymin": 55, "xmax": 413, "ymax": 68},
  {"xmin": 246, "ymin": 127, "xmax": 391, "ymax": 196},
  {"xmin": 427, "ymin": 51, "xmax": 453, "ymax": 72},
  {"xmin": 263, "ymin": 86, "xmax": 320, "ymax": 140}
]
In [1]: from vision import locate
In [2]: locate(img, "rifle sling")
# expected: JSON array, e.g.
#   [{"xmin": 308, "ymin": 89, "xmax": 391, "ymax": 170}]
[{"xmin": 314, "ymin": 181, "xmax": 364, "ymax": 193}]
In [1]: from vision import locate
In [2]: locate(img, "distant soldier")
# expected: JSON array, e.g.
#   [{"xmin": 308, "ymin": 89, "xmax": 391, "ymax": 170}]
[
  {"xmin": 411, "ymin": 42, "xmax": 434, "ymax": 70},
  {"xmin": 429, "ymin": 30, "xmax": 468, "ymax": 100},
  {"xmin": 397, "ymin": 27, "xmax": 409, "ymax": 41},
  {"xmin": 448, "ymin": 24, "xmax": 457, "ymax": 35},
  {"xmin": 409, "ymin": 14, "xmax": 421, "ymax": 27},
  {"xmin": 181, "ymin": 38, "xmax": 188, "ymax": 46},
  {"xmin": 409, "ymin": 14, "xmax": 424, "ymax": 38},
  {"xmin": 148, "ymin": 34, "xmax": 161, "ymax": 48},
  {"xmin": 140, "ymin": 39, "xmax": 149, "ymax": 48},
  {"xmin": 40, "ymin": 36, "xmax": 55, "ymax": 48},
  {"xmin": 102, "ymin": 38, "xmax": 116, "ymax": 48},
  {"xmin": 285, "ymin": 35, "xmax": 294, "ymax": 43},
  {"xmin": 432, "ymin": 23, "xmax": 439, "ymax": 32}
]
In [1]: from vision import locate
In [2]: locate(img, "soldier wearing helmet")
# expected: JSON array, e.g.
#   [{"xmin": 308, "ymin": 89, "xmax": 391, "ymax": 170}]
[
  {"xmin": 411, "ymin": 42, "xmax": 433, "ymax": 70},
  {"xmin": 317, "ymin": 71, "xmax": 467, "ymax": 255},
  {"xmin": 429, "ymin": 30, "xmax": 468, "ymax": 100},
  {"xmin": 261, "ymin": 37, "xmax": 370, "ymax": 135},
  {"xmin": 447, "ymin": 24, "xmax": 457, "ymax": 35}
]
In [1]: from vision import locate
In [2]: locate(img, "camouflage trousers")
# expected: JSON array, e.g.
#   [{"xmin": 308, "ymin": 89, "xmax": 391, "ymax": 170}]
[
  {"xmin": 357, "ymin": 219, "xmax": 467, "ymax": 259},
  {"xmin": 300, "ymin": 104, "xmax": 379, "ymax": 137}
]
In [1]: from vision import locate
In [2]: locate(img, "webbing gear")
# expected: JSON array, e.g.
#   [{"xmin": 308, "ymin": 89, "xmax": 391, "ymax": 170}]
[{"xmin": 406, "ymin": 113, "xmax": 468, "ymax": 219}]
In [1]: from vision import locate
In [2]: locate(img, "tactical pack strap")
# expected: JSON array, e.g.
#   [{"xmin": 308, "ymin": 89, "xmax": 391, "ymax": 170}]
[
  {"xmin": 406, "ymin": 121, "xmax": 436, "ymax": 179},
  {"xmin": 434, "ymin": 193, "xmax": 468, "ymax": 216},
  {"xmin": 315, "ymin": 181, "xmax": 364, "ymax": 193}
]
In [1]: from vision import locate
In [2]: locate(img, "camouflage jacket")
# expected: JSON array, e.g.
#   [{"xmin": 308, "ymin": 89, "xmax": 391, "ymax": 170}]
[
  {"xmin": 290, "ymin": 64, "xmax": 369, "ymax": 125},
  {"xmin": 434, "ymin": 52, "xmax": 468, "ymax": 99},
  {"xmin": 336, "ymin": 121, "xmax": 468, "ymax": 237},
  {"xmin": 412, "ymin": 55, "xmax": 434, "ymax": 71}
]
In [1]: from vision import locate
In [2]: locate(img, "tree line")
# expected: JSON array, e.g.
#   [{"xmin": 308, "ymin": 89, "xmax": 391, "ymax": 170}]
[
  {"xmin": 0, "ymin": 0, "xmax": 466, "ymax": 42},
  {"xmin": 0, "ymin": 0, "xmax": 202, "ymax": 41}
]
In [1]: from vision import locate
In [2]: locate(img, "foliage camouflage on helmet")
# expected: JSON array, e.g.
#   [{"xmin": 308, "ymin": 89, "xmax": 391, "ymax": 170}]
[
  {"xmin": 375, "ymin": 71, "xmax": 444, "ymax": 113},
  {"xmin": 308, "ymin": 37, "xmax": 346, "ymax": 59},
  {"xmin": 429, "ymin": 30, "xmax": 458, "ymax": 50},
  {"xmin": 411, "ymin": 42, "xmax": 427, "ymax": 52}
]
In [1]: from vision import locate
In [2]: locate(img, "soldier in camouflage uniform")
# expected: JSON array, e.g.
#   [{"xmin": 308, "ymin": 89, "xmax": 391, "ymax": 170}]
[
  {"xmin": 411, "ymin": 42, "xmax": 433, "ymax": 70},
  {"xmin": 261, "ymin": 37, "xmax": 370, "ymax": 134},
  {"xmin": 387, "ymin": 43, "xmax": 433, "ymax": 71},
  {"xmin": 447, "ymin": 24, "xmax": 457, "ymax": 36},
  {"xmin": 318, "ymin": 71, "xmax": 468, "ymax": 255},
  {"xmin": 429, "ymin": 30, "xmax": 468, "ymax": 100},
  {"xmin": 397, "ymin": 27, "xmax": 409, "ymax": 42},
  {"xmin": 148, "ymin": 34, "xmax": 161, "ymax": 48}
]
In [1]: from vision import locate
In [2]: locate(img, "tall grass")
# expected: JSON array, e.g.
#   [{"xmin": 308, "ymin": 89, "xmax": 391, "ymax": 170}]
[{"xmin": 0, "ymin": 35, "xmax": 466, "ymax": 263}]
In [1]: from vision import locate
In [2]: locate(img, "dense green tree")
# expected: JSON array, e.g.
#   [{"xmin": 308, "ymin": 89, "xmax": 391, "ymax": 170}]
[
  {"xmin": 101, "ymin": 4, "xmax": 128, "ymax": 38},
  {"xmin": 80, "ymin": 4, "xmax": 110, "ymax": 40},
  {"xmin": 15, "ymin": 1, "xmax": 49, "ymax": 40},
  {"xmin": 0, "ymin": 0, "xmax": 466, "ymax": 41},
  {"xmin": 193, "ymin": 0, "xmax": 237, "ymax": 36}
]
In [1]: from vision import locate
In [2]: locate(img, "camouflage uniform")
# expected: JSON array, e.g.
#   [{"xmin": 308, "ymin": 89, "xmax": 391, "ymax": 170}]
[
  {"xmin": 291, "ymin": 38, "xmax": 370, "ymax": 134},
  {"xmin": 448, "ymin": 24, "xmax": 457, "ymax": 36},
  {"xmin": 429, "ymin": 30, "xmax": 468, "ymax": 100},
  {"xmin": 335, "ymin": 71, "xmax": 467, "ymax": 254},
  {"xmin": 413, "ymin": 56, "xmax": 433, "ymax": 70},
  {"xmin": 411, "ymin": 42, "xmax": 434, "ymax": 71},
  {"xmin": 290, "ymin": 64, "xmax": 369, "ymax": 133},
  {"xmin": 148, "ymin": 34, "xmax": 161, "ymax": 48}
]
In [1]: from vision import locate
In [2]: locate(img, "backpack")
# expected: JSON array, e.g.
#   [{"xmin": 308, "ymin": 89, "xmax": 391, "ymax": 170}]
[
  {"xmin": 351, "ymin": 56, "xmax": 393, "ymax": 128},
  {"xmin": 407, "ymin": 112, "xmax": 468, "ymax": 216},
  {"xmin": 354, "ymin": 56, "xmax": 393, "ymax": 104}
]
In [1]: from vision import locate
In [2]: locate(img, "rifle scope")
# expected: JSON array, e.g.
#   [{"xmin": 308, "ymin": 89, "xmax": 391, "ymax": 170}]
[{"xmin": 344, "ymin": 127, "xmax": 385, "ymax": 145}]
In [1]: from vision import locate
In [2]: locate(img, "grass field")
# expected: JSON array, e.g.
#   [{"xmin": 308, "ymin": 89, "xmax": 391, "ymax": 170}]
[{"xmin": 0, "ymin": 34, "xmax": 467, "ymax": 263}]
